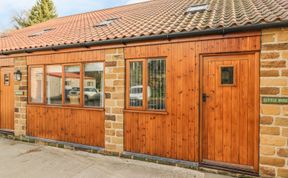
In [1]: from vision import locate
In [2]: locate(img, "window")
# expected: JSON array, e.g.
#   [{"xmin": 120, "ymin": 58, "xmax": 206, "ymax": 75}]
[
  {"xmin": 84, "ymin": 63, "xmax": 104, "ymax": 107},
  {"xmin": 94, "ymin": 17, "xmax": 119, "ymax": 27},
  {"xmin": 220, "ymin": 66, "xmax": 235, "ymax": 85},
  {"xmin": 29, "ymin": 62, "xmax": 104, "ymax": 108},
  {"xmin": 64, "ymin": 65, "xmax": 81, "ymax": 105},
  {"xmin": 4, "ymin": 74, "xmax": 10, "ymax": 86},
  {"xmin": 30, "ymin": 67, "xmax": 44, "ymax": 103},
  {"xmin": 186, "ymin": 4, "xmax": 208, "ymax": 13},
  {"xmin": 129, "ymin": 61, "xmax": 143, "ymax": 107},
  {"xmin": 28, "ymin": 28, "xmax": 56, "ymax": 38},
  {"xmin": 46, "ymin": 65, "xmax": 62, "ymax": 105},
  {"xmin": 127, "ymin": 58, "xmax": 166, "ymax": 111},
  {"xmin": 148, "ymin": 59, "xmax": 166, "ymax": 110}
]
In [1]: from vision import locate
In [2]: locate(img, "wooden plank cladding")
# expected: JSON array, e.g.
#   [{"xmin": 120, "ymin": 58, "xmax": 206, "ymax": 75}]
[
  {"xmin": 24, "ymin": 48, "xmax": 125, "ymax": 150},
  {"xmin": 0, "ymin": 67, "xmax": 15, "ymax": 131},
  {"xmin": 125, "ymin": 35, "xmax": 261, "ymax": 59},
  {"xmin": 124, "ymin": 33, "xmax": 261, "ymax": 165},
  {"xmin": 27, "ymin": 105, "xmax": 105, "ymax": 147},
  {"xmin": 0, "ymin": 58, "xmax": 14, "ymax": 67},
  {"xmin": 201, "ymin": 54, "xmax": 259, "ymax": 172},
  {"xmin": 26, "ymin": 49, "xmax": 106, "ymax": 65}
]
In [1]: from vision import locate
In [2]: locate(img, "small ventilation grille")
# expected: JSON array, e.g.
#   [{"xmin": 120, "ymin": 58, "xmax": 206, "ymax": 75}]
[
  {"xmin": 186, "ymin": 4, "xmax": 208, "ymax": 13},
  {"xmin": 94, "ymin": 17, "xmax": 120, "ymax": 28}
]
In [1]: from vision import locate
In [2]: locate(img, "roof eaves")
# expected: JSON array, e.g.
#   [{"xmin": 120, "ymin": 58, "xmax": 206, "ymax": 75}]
[{"xmin": 1, "ymin": 20, "xmax": 288, "ymax": 56}]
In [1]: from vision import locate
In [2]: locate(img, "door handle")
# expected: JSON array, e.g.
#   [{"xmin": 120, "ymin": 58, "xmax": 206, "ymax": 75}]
[{"xmin": 202, "ymin": 93, "xmax": 209, "ymax": 102}]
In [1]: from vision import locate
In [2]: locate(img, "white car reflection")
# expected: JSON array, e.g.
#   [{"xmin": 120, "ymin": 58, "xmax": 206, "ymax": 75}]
[
  {"xmin": 130, "ymin": 85, "xmax": 151, "ymax": 102},
  {"xmin": 67, "ymin": 87, "xmax": 102, "ymax": 101}
]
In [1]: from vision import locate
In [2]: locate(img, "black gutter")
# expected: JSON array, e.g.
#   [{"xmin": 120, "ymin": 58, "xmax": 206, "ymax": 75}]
[{"xmin": 1, "ymin": 21, "xmax": 288, "ymax": 55}]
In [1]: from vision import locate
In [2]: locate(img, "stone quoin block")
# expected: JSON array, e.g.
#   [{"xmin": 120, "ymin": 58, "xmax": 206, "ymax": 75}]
[
  {"xmin": 260, "ymin": 146, "xmax": 276, "ymax": 156},
  {"xmin": 260, "ymin": 156, "xmax": 285, "ymax": 167},
  {"xmin": 278, "ymin": 169, "xmax": 288, "ymax": 178},
  {"xmin": 261, "ymin": 105, "xmax": 281, "ymax": 115},
  {"xmin": 278, "ymin": 148, "xmax": 288, "ymax": 158},
  {"xmin": 261, "ymin": 61, "xmax": 286, "ymax": 68},
  {"xmin": 260, "ymin": 70, "xmax": 280, "ymax": 77},
  {"xmin": 262, "ymin": 43, "xmax": 288, "ymax": 51},
  {"xmin": 260, "ymin": 166, "xmax": 276, "ymax": 177},
  {"xmin": 261, "ymin": 52, "xmax": 280, "ymax": 59},
  {"xmin": 260, "ymin": 126, "xmax": 280, "ymax": 135},
  {"xmin": 260, "ymin": 87, "xmax": 280, "ymax": 95},
  {"xmin": 260, "ymin": 116, "xmax": 274, "ymax": 125}
]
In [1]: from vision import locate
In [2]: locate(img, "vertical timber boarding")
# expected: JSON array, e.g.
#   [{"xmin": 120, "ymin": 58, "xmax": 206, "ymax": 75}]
[
  {"xmin": 124, "ymin": 32, "xmax": 261, "ymax": 172},
  {"xmin": 0, "ymin": 58, "xmax": 15, "ymax": 133},
  {"xmin": 200, "ymin": 53, "xmax": 259, "ymax": 173},
  {"xmin": 0, "ymin": 67, "xmax": 15, "ymax": 131},
  {"xmin": 25, "ymin": 50, "xmax": 107, "ymax": 147},
  {"xmin": 25, "ymin": 48, "xmax": 125, "ymax": 149}
]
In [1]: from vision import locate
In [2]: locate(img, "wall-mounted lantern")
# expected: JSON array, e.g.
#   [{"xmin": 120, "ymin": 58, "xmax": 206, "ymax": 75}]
[{"xmin": 14, "ymin": 70, "xmax": 22, "ymax": 81}]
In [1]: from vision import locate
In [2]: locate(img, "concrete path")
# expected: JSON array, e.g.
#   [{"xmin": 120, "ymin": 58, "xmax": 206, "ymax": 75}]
[{"xmin": 0, "ymin": 138, "xmax": 232, "ymax": 178}]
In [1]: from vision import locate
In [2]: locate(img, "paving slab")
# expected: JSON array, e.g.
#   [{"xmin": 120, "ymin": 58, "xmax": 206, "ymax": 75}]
[{"xmin": 0, "ymin": 138, "xmax": 232, "ymax": 178}]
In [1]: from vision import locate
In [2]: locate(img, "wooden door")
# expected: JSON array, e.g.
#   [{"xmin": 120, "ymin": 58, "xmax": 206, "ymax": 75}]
[
  {"xmin": 0, "ymin": 67, "xmax": 14, "ymax": 131},
  {"xmin": 201, "ymin": 53, "xmax": 259, "ymax": 173}
]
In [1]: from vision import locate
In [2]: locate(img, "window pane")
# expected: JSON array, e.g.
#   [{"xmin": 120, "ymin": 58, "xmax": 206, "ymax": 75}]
[
  {"xmin": 46, "ymin": 65, "xmax": 62, "ymax": 105},
  {"xmin": 4, "ymin": 74, "xmax": 10, "ymax": 86},
  {"xmin": 129, "ymin": 61, "xmax": 143, "ymax": 107},
  {"xmin": 64, "ymin": 65, "xmax": 81, "ymax": 105},
  {"xmin": 221, "ymin": 66, "xmax": 234, "ymax": 85},
  {"xmin": 30, "ymin": 67, "xmax": 44, "ymax": 103},
  {"xmin": 148, "ymin": 59, "xmax": 166, "ymax": 110},
  {"xmin": 84, "ymin": 63, "xmax": 104, "ymax": 107}
]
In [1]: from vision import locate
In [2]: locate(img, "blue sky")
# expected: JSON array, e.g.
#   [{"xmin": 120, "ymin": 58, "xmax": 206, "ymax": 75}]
[{"xmin": 0, "ymin": 0, "xmax": 147, "ymax": 32}]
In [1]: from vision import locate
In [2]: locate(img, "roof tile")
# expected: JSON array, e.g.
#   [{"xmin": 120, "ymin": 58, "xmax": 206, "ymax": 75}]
[{"xmin": 0, "ymin": 0, "xmax": 288, "ymax": 52}]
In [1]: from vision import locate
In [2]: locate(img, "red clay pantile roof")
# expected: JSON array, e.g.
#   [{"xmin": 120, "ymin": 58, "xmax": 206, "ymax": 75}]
[{"xmin": 0, "ymin": 0, "xmax": 288, "ymax": 53}]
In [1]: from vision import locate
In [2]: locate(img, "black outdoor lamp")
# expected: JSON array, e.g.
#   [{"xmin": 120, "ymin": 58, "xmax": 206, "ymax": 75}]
[{"xmin": 14, "ymin": 70, "xmax": 22, "ymax": 81}]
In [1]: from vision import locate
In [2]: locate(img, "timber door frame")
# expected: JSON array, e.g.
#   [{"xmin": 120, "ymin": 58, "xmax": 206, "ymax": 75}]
[{"xmin": 199, "ymin": 52, "xmax": 260, "ymax": 175}]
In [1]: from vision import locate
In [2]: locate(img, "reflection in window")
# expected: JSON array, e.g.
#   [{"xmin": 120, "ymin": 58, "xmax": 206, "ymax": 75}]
[
  {"xmin": 148, "ymin": 59, "xmax": 166, "ymax": 110},
  {"xmin": 46, "ymin": 65, "xmax": 62, "ymax": 105},
  {"xmin": 221, "ymin": 66, "xmax": 234, "ymax": 85},
  {"xmin": 84, "ymin": 63, "xmax": 104, "ymax": 107},
  {"xmin": 30, "ymin": 67, "xmax": 44, "ymax": 103},
  {"xmin": 129, "ymin": 62, "xmax": 143, "ymax": 107},
  {"xmin": 64, "ymin": 65, "xmax": 81, "ymax": 105}
]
